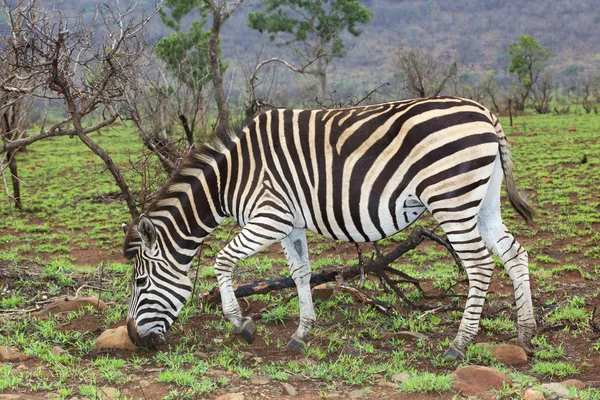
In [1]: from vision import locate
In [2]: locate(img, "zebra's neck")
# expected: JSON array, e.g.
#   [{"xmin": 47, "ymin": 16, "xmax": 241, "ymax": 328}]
[{"xmin": 144, "ymin": 142, "xmax": 235, "ymax": 268}]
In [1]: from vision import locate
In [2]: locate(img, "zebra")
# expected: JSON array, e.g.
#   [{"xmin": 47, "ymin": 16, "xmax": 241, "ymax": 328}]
[{"xmin": 124, "ymin": 96, "xmax": 535, "ymax": 359}]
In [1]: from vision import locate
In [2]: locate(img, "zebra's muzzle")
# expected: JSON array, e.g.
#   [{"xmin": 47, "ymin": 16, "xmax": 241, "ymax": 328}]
[{"xmin": 126, "ymin": 318, "xmax": 166, "ymax": 349}]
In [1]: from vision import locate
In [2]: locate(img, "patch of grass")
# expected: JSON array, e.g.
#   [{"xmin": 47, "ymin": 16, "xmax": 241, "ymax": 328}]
[
  {"xmin": 530, "ymin": 361, "xmax": 580, "ymax": 378},
  {"xmin": 399, "ymin": 372, "xmax": 454, "ymax": 393}
]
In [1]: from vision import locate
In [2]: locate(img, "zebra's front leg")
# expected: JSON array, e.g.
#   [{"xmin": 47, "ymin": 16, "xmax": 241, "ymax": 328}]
[
  {"xmin": 280, "ymin": 229, "xmax": 315, "ymax": 350},
  {"xmin": 214, "ymin": 219, "xmax": 293, "ymax": 344},
  {"xmin": 214, "ymin": 253, "xmax": 256, "ymax": 343}
]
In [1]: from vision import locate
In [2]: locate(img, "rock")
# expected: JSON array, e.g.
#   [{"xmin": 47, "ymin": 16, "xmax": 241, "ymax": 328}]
[
  {"xmin": 100, "ymin": 387, "xmax": 118, "ymax": 400},
  {"xmin": 241, "ymin": 351, "xmax": 253, "ymax": 360},
  {"xmin": 250, "ymin": 375, "xmax": 270, "ymax": 385},
  {"xmin": 542, "ymin": 178, "xmax": 553, "ymax": 184},
  {"xmin": 312, "ymin": 283, "xmax": 334, "ymax": 301},
  {"xmin": 51, "ymin": 346, "xmax": 68, "ymax": 355},
  {"xmin": 215, "ymin": 394, "xmax": 245, "ymax": 400},
  {"xmin": 451, "ymin": 365, "xmax": 512, "ymax": 396},
  {"xmin": 348, "ymin": 389, "xmax": 369, "ymax": 399},
  {"xmin": 378, "ymin": 381, "xmax": 400, "ymax": 389},
  {"xmin": 391, "ymin": 372, "xmax": 411, "ymax": 383},
  {"xmin": 281, "ymin": 382, "xmax": 297, "ymax": 396},
  {"xmin": 568, "ymin": 127, "xmax": 577, "ymax": 132},
  {"xmin": 529, "ymin": 132, "xmax": 537, "ymax": 136},
  {"xmin": 326, "ymin": 393, "xmax": 340, "ymax": 398},
  {"xmin": 561, "ymin": 379, "xmax": 586, "ymax": 389},
  {"xmin": 508, "ymin": 140, "xmax": 516, "ymax": 146},
  {"xmin": 69, "ymin": 397, "xmax": 79, "ymax": 400},
  {"xmin": 0, "ymin": 395, "xmax": 44, "ymax": 399},
  {"xmin": 193, "ymin": 351, "xmax": 209, "ymax": 360},
  {"xmin": 93, "ymin": 326, "xmax": 137, "ymax": 351},
  {"xmin": 540, "ymin": 383, "xmax": 570, "ymax": 398},
  {"xmin": 491, "ymin": 344, "xmax": 528, "ymax": 366},
  {"xmin": 0, "ymin": 346, "xmax": 29, "ymax": 362},
  {"xmin": 252, "ymin": 357, "xmax": 263, "ymax": 363},
  {"xmin": 523, "ymin": 388, "xmax": 545, "ymax": 400},
  {"xmin": 381, "ymin": 331, "xmax": 428, "ymax": 342},
  {"xmin": 33, "ymin": 296, "xmax": 108, "ymax": 317}
]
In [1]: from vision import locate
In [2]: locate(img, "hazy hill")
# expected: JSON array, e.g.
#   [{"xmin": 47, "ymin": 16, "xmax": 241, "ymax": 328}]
[{"xmin": 5, "ymin": 0, "xmax": 600, "ymax": 103}]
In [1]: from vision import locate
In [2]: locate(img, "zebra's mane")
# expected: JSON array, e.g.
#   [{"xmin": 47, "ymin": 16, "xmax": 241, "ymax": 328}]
[{"xmin": 123, "ymin": 128, "xmax": 241, "ymax": 259}]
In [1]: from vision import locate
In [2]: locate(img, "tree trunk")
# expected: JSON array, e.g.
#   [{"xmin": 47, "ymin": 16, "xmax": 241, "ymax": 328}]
[
  {"xmin": 7, "ymin": 150, "xmax": 22, "ymax": 209},
  {"xmin": 318, "ymin": 57, "xmax": 327, "ymax": 98},
  {"xmin": 207, "ymin": 8, "xmax": 230, "ymax": 134}
]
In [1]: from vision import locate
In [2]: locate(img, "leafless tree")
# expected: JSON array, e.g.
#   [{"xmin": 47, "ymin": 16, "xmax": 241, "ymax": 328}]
[
  {"xmin": 393, "ymin": 44, "xmax": 458, "ymax": 98},
  {"xmin": 202, "ymin": 0, "xmax": 245, "ymax": 134},
  {"xmin": 531, "ymin": 71, "xmax": 553, "ymax": 114},
  {"xmin": 0, "ymin": 0, "xmax": 164, "ymax": 218}
]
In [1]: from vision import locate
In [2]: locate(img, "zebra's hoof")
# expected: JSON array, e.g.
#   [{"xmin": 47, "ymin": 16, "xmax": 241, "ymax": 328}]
[
  {"xmin": 240, "ymin": 318, "xmax": 256, "ymax": 344},
  {"xmin": 444, "ymin": 347, "xmax": 465, "ymax": 360},
  {"xmin": 286, "ymin": 338, "xmax": 306, "ymax": 351},
  {"xmin": 518, "ymin": 340, "xmax": 536, "ymax": 356}
]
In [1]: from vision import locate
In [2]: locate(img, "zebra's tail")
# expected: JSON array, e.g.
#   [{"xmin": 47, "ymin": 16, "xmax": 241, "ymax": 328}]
[{"xmin": 492, "ymin": 115, "xmax": 535, "ymax": 225}]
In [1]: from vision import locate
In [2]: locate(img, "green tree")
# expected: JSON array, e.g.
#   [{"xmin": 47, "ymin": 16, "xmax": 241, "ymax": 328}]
[
  {"xmin": 507, "ymin": 35, "xmax": 552, "ymax": 110},
  {"xmin": 248, "ymin": 0, "xmax": 373, "ymax": 97},
  {"xmin": 156, "ymin": 0, "xmax": 242, "ymax": 135}
]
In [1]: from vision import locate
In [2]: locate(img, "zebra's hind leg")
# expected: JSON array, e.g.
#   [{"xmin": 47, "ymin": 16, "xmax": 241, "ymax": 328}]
[
  {"xmin": 478, "ymin": 160, "xmax": 536, "ymax": 354},
  {"xmin": 214, "ymin": 218, "xmax": 293, "ymax": 344},
  {"xmin": 280, "ymin": 229, "xmax": 315, "ymax": 350},
  {"xmin": 437, "ymin": 216, "xmax": 496, "ymax": 359}
]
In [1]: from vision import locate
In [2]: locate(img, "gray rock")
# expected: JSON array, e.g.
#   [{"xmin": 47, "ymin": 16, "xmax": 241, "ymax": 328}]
[
  {"xmin": 540, "ymin": 383, "xmax": 570, "ymax": 399},
  {"xmin": 281, "ymin": 382, "xmax": 297, "ymax": 396},
  {"xmin": 378, "ymin": 381, "xmax": 400, "ymax": 389},
  {"xmin": 215, "ymin": 394, "xmax": 245, "ymax": 400},
  {"xmin": 100, "ymin": 387, "xmax": 118, "ymax": 400},
  {"xmin": 327, "ymin": 393, "xmax": 341, "ymax": 398},
  {"xmin": 250, "ymin": 375, "xmax": 270, "ymax": 385},
  {"xmin": 391, "ymin": 372, "xmax": 411, "ymax": 383},
  {"xmin": 349, "ymin": 389, "xmax": 369, "ymax": 399},
  {"xmin": 241, "ymin": 351, "xmax": 253, "ymax": 360}
]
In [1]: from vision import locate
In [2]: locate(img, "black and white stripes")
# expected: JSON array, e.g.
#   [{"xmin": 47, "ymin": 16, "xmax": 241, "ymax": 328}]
[{"xmin": 124, "ymin": 96, "xmax": 535, "ymax": 358}]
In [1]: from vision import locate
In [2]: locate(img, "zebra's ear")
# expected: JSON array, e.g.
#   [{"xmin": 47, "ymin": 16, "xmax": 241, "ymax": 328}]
[{"xmin": 137, "ymin": 216, "xmax": 157, "ymax": 248}]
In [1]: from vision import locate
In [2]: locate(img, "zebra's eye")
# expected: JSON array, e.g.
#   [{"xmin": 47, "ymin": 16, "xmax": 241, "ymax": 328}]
[{"xmin": 136, "ymin": 276, "xmax": 148, "ymax": 286}]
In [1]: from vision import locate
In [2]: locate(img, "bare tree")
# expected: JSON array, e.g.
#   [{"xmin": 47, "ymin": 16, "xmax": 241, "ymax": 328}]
[
  {"xmin": 531, "ymin": 71, "xmax": 553, "ymax": 114},
  {"xmin": 394, "ymin": 44, "xmax": 458, "ymax": 98},
  {"xmin": 202, "ymin": 0, "xmax": 245, "ymax": 134},
  {"xmin": 0, "ymin": 0, "xmax": 164, "ymax": 218}
]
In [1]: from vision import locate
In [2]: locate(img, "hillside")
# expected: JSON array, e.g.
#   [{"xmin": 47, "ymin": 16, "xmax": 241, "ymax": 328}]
[{"xmin": 5, "ymin": 0, "xmax": 600, "ymax": 103}]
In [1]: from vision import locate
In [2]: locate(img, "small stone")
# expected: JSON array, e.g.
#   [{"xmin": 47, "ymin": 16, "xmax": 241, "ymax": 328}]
[
  {"xmin": 373, "ymin": 373, "xmax": 382, "ymax": 380},
  {"xmin": 391, "ymin": 372, "xmax": 411, "ymax": 383},
  {"xmin": 312, "ymin": 283, "xmax": 334, "ymax": 301},
  {"xmin": 69, "ymin": 397, "xmax": 79, "ymax": 400},
  {"xmin": 0, "ymin": 346, "xmax": 29, "ymax": 362},
  {"xmin": 100, "ymin": 387, "xmax": 118, "ymax": 400},
  {"xmin": 348, "ymin": 389, "xmax": 369, "ymax": 399},
  {"xmin": 252, "ymin": 357, "xmax": 263, "ymax": 363},
  {"xmin": 381, "ymin": 331, "xmax": 428, "ymax": 342},
  {"xmin": 529, "ymin": 132, "xmax": 537, "ymax": 136},
  {"xmin": 568, "ymin": 127, "xmax": 576, "ymax": 132},
  {"xmin": 215, "ymin": 394, "xmax": 245, "ymax": 400},
  {"xmin": 491, "ymin": 344, "xmax": 528, "ymax": 366},
  {"xmin": 94, "ymin": 326, "xmax": 137, "ymax": 351},
  {"xmin": 139, "ymin": 380, "xmax": 150, "ymax": 387},
  {"xmin": 32, "ymin": 296, "xmax": 108, "ymax": 317},
  {"xmin": 281, "ymin": 382, "xmax": 297, "ymax": 396},
  {"xmin": 250, "ymin": 375, "xmax": 270, "ymax": 385},
  {"xmin": 51, "ymin": 346, "xmax": 68, "ymax": 355},
  {"xmin": 378, "ymin": 381, "xmax": 400, "ymax": 389},
  {"xmin": 540, "ymin": 383, "xmax": 570, "ymax": 398},
  {"xmin": 327, "ymin": 393, "xmax": 340, "ymax": 398},
  {"xmin": 561, "ymin": 379, "xmax": 586, "ymax": 389},
  {"xmin": 241, "ymin": 351, "xmax": 253, "ymax": 360},
  {"xmin": 523, "ymin": 388, "xmax": 545, "ymax": 400},
  {"xmin": 194, "ymin": 351, "xmax": 209, "ymax": 359},
  {"xmin": 451, "ymin": 365, "xmax": 512, "ymax": 396}
]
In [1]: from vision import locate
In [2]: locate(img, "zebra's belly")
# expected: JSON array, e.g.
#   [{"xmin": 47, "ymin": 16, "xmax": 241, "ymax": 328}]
[{"xmin": 302, "ymin": 196, "xmax": 427, "ymax": 243}]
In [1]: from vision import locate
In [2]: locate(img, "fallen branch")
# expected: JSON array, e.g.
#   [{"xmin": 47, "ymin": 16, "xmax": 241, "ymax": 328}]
[{"xmin": 203, "ymin": 226, "xmax": 462, "ymax": 310}]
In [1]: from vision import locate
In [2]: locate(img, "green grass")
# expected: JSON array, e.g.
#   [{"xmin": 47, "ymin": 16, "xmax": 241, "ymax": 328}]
[{"xmin": 1, "ymin": 111, "xmax": 599, "ymax": 397}]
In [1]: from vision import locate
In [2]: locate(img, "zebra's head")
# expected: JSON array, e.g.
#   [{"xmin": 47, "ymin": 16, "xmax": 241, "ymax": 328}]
[{"xmin": 123, "ymin": 216, "xmax": 192, "ymax": 348}]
